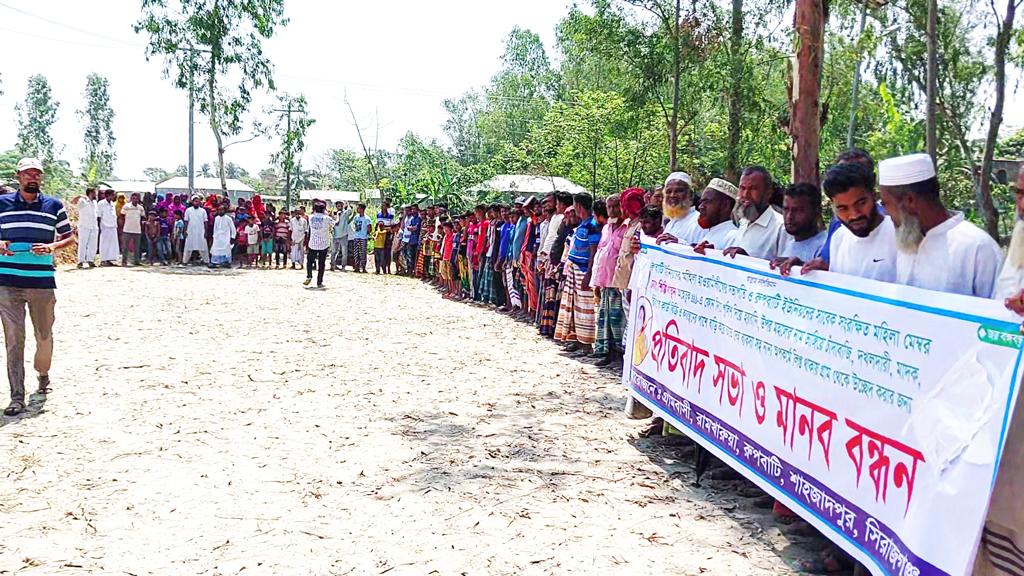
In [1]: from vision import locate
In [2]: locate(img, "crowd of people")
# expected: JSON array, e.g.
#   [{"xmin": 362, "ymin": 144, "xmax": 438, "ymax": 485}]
[
  {"xmin": 4, "ymin": 150, "xmax": 1024, "ymax": 574},
  {"xmin": 69, "ymin": 188, "xmax": 406, "ymax": 287},
  {"xmin": 377, "ymin": 150, "xmax": 1024, "ymax": 576}
]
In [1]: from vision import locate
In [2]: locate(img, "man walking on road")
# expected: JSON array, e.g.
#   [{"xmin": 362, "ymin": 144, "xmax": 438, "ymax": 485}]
[
  {"xmin": 305, "ymin": 201, "xmax": 333, "ymax": 287},
  {"xmin": 0, "ymin": 158, "xmax": 74, "ymax": 416}
]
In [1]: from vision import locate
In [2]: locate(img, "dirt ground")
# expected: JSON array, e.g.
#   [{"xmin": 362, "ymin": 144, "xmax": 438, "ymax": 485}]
[{"xmin": 0, "ymin": 265, "xmax": 825, "ymax": 575}]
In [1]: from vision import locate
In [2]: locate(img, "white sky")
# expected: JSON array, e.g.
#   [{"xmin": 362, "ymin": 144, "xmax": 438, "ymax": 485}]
[{"xmin": 0, "ymin": 0, "xmax": 571, "ymax": 180}]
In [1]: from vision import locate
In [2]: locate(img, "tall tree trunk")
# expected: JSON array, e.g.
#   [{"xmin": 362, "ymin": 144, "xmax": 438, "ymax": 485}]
[
  {"xmin": 669, "ymin": 0, "xmax": 681, "ymax": 172},
  {"xmin": 790, "ymin": 0, "xmax": 825, "ymax": 185},
  {"xmin": 727, "ymin": 0, "xmax": 744, "ymax": 181},
  {"xmin": 978, "ymin": 0, "xmax": 1017, "ymax": 241},
  {"xmin": 207, "ymin": 61, "xmax": 227, "ymax": 195},
  {"xmin": 925, "ymin": 0, "xmax": 939, "ymax": 161}
]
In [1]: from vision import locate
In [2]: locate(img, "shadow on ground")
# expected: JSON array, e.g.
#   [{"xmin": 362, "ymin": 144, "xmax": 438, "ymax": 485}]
[{"xmin": 0, "ymin": 392, "xmax": 47, "ymax": 429}]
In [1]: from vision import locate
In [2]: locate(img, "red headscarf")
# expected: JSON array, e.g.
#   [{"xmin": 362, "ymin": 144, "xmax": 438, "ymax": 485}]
[
  {"xmin": 251, "ymin": 194, "xmax": 266, "ymax": 220},
  {"xmin": 620, "ymin": 187, "xmax": 646, "ymax": 219}
]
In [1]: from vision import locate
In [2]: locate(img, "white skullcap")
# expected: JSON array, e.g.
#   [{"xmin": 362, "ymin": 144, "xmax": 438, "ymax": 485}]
[
  {"xmin": 878, "ymin": 153, "xmax": 936, "ymax": 186},
  {"xmin": 706, "ymin": 178, "xmax": 738, "ymax": 200},
  {"xmin": 664, "ymin": 172, "xmax": 692, "ymax": 187}
]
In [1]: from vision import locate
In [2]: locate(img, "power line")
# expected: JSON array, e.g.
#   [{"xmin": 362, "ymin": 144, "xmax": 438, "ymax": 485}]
[
  {"xmin": 0, "ymin": 26, "xmax": 128, "ymax": 50},
  {"xmin": 0, "ymin": 0, "xmax": 142, "ymax": 48}
]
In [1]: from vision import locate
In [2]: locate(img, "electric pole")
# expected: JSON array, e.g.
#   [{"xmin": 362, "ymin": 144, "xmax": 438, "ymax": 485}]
[
  {"xmin": 177, "ymin": 45, "xmax": 210, "ymax": 198},
  {"xmin": 271, "ymin": 97, "xmax": 308, "ymax": 213}
]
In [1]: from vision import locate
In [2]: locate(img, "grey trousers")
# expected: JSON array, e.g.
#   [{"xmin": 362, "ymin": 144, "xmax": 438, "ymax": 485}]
[
  {"xmin": 332, "ymin": 237, "xmax": 349, "ymax": 269},
  {"xmin": 0, "ymin": 287, "xmax": 55, "ymax": 405}
]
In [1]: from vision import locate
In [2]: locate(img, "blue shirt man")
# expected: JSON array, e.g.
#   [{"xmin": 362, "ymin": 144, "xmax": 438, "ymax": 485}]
[{"xmin": 0, "ymin": 158, "xmax": 74, "ymax": 416}]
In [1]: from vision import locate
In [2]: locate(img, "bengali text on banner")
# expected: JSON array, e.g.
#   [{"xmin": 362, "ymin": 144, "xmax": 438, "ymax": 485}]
[{"xmin": 621, "ymin": 238, "xmax": 1024, "ymax": 576}]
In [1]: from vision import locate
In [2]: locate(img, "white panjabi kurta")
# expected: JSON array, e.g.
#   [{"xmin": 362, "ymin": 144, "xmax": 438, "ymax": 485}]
[
  {"xmin": 896, "ymin": 212, "xmax": 1003, "ymax": 298},
  {"xmin": 211, "ymin": 214, "xmax": 236, "ymax": 258},
  {"xmin": 96, "ymin": 198, "xmax": 120, "ymax": 262},
  {"xmin": 183, "ymin": 206, "xmax": 209, "ymax": 257},
  {"xmin": 663, "ymin": 209, "xmax": 704, "ymax": 245}
]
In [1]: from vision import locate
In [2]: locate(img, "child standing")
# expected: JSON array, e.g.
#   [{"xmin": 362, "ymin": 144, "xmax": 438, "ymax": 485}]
[
  {"xmin": 274, "ymin": 211, "xmax": 290, "ymax": 269},
  {"xmin": 373, "ymin": 221, "xmax": 389, "ymax": 274},
  {"xmin": 157, "ymin": 208, "xmax": 172, "ymax": 265},
  {"xmin": 259, "ymin": 215, "xmax": 274, "ymax": 268},
  {"xmin": 144, "ymin": 211, "xmax": 161, "ymax": 265},
  {"xmin": 440, "ymin": 221, "xmax": 454, "ymax": 297},
  {"xmin": 173, "ymin": 210, "xmax": 185, "ymax": 264},
  {"xmin": 244, "ymin": 216, "xmax": 260, "ymax": 268}
]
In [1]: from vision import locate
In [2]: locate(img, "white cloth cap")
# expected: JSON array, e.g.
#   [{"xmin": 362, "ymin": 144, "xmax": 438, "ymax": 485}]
[
  {"xmin": 16, "ymin": 157, "xmax": 44, "ymax": 173},
  {"xmin": 878, "ymin": 153, "xmax": 935, "ymax": 186},
  {"xmin": 706, "ymin": 178, "xmax": 738, "ymax": 200},
  {"xmin": 664, "ymin": 172, "xmax": 692, "ymax": 187}
]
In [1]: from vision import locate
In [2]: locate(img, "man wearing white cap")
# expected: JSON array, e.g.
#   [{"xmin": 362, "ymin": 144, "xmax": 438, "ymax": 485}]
[
  {"xmin": 878, "ymin": 152, "xmax": 1002, "ymax": 298},
  {"xmin": 71, "ymin": 187, "xmax": 99, "ymax": 268},
  {"xmin": 788, "ymin": 162, "xmax": 897, "ymax": 281},
  {"xmin": 0, "ymin": 158, "xmax": 74, "ymax": 416},
  {"xmin": 96, "ymin": 189, "xmax": 120, "ymax": 265},
  {"xmin": 656, "ymin": 172, "xmax": 704, "ymax": 246},
  {"xmin": 694, "ymin": 178, "xmax": 738, "ymax": 249},
  {"xmin": 722, "ymin": 166, "xmax": 785, "ymax": 260},
  {"xmin": 182, "ymin": 195, "xmax": 210, "ymax": 265}
]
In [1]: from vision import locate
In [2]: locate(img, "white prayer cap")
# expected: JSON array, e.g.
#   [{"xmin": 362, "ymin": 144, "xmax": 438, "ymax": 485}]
[
  {"xmin": 706, "ymin": 178, "xmax": 738, "ymax": 200},
  {"xmin": 664, "ymin": 172, "xmax": 692, "ymax": 187},
  {"xmin": 878, "ymin": 153, "xmax": 936, "ymax": 186}
]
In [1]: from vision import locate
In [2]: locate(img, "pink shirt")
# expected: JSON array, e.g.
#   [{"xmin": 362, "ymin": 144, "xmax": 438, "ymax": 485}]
[{"xmin": 592, "ymin": 221, "xmax": 626, "ymax": 288}]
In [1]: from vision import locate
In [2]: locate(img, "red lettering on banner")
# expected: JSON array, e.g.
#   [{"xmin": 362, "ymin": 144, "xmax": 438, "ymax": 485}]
[
  {"xmin": 775, "ymin": 386, "xmax": 838, "ymax": 468},
  {"xmin": 845, "ymin": 418, "xmax": 925, "ymax": 515},
  {"xmin": 752, "ymin": 380, "xmax": 767, "ymax": 425},
  {"xmin": 650, "ymin": 320, "xmax": 709, "ymax": 393},
  {"xmin": 712, "ymin": 355, "xmax": 747, "ymax": 416}
]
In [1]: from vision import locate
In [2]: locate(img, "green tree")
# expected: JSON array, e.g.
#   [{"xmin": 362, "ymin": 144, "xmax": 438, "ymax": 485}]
[
  {"xmin": 15, "ymin": 75, "xmax": 60, "ymax": 164},
  {"xmin": 78, "ymin": 73, "xmax": 116, "ymax": 184},
  {"xmin": 268, "ymin": 93, "xmax": 315, "ymax": 207},
  {"xmin": 143, "ymin": 167, "xmax": 171, "ymax": 182},
  {"xmin": 135, "ymin": 0, "xmax": 288, "ymax": 193}
]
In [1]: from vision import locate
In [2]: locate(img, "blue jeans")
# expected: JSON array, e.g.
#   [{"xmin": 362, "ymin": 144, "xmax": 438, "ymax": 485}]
[{"xmin": 156, "ymin": 237, "xmax": 171, "ymax": 263}]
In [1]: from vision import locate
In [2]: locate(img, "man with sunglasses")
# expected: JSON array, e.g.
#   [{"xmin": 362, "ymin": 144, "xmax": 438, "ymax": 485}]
[{"xmin": 0, "ymin": 158, "xmax": 74, "ymax": 416}]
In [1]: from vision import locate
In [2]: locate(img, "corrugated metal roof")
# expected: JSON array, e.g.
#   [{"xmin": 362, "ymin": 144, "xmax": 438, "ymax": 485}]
[
  {"xmin": 467, "ymin": 175, "xmax": 587, "ymax": 195},
  {"xmin": 155, "ymin": 177, "xmax": 255, "ymax": 193}
]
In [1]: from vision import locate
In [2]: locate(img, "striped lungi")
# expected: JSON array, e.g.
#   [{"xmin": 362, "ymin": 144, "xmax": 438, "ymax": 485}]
[
  {"xmin": 594, "ymin": 287, "xmax": 625, "ymax": 355},
  {"xmin": 554, "ymin": 261, "xmax": 596, "ymax": 345},
  {"xmin": 505, "ymin": 266, "xmax": 521, "ymax": 309},
  {"xmin": 521, "ymin": 253, "xmax": 538, "ymax": 313},
  {"xmin": 539, "ymin": 276, "xmax": 559, "ymax": 337},
  {"xmin": 415, "ymin": 241, "xmax": 427, "ymax": 277}
]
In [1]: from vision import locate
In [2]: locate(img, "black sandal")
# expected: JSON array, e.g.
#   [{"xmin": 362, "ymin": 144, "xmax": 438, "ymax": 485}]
[
  {"xmin": 4, "ymin": 401, "xmax": 25, "ymax": 416},
  {"xmin": 37, "ymin": 376, "xmax": 51, "ymax": 394}
]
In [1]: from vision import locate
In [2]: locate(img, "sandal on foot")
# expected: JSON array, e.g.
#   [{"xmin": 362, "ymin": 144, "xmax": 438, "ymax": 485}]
[
  {"xmin": 4, "ymin": 401, "xmax": 25, "ymax": 416},
  {"xmin": 37, "ymin": 375, "xmax": 51, "ymax": 394}
]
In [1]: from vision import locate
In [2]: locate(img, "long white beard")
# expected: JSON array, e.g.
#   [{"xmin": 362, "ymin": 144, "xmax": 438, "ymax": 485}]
[
  {"xmin": 1007, "ymin": 218, "xmax": 1024, "ymax": 269},
  {"xmin": 895, "ymin": 213, "xmax": 925, "ymax": 254}
]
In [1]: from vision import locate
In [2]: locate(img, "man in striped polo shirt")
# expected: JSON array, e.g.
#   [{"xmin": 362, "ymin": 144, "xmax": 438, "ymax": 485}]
[{"xmin": 0, "ymin": 158, "xmax": 74, "ymax": 416}]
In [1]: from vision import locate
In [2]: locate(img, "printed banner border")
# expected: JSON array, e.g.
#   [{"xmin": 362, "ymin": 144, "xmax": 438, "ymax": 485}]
[
  {"xmin": 639, "ymin": 241, "xmax": 1024, "ymax": 487},
  {"xmin": 627, "ymin": 240, "xmax": 1024, "ymax": 575}
]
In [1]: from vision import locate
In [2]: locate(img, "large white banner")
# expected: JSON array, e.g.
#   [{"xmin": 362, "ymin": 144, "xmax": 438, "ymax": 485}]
[{"xmin": 622, "ymin": 238, "xmax": 1024, "ymax": 576}]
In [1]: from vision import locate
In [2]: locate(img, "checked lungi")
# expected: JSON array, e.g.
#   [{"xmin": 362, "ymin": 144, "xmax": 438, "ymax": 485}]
[
  {"xmin": 594, "ymin": 287, "xmax": 624, "ymax": 355},
  {"xmin": 477, "ymin": 257, "xmax": 493, "ymax": 302},
  {"xmin": 554, "ymin": 261, "xmax": 596, "ymax": 345}
]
